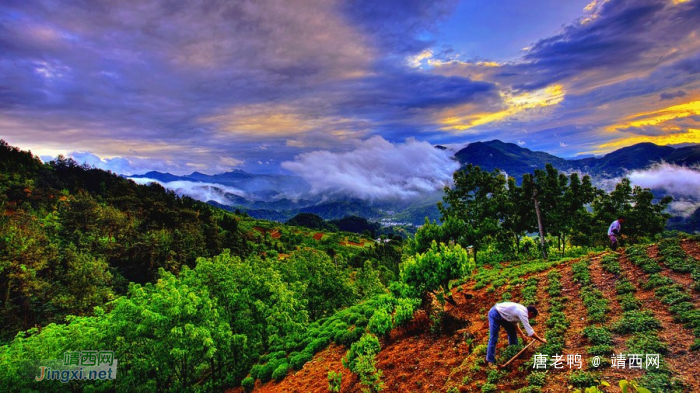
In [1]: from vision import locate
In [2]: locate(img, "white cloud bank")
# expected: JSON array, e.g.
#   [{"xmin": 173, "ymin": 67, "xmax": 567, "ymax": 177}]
[
  {"xmin": 627, "ymin": 163, "xmax": 700, "ymax": 198},
  {"xmin": 129, "ymin": 178, "xmax": 248, "ymax": 206},
  {"xmin": 627, "ymin": 163, "xmax": 700, "ymax": 217},
  {"xmin": 281, "ymin": 136, "xmax": 459, "ymax": 200}
]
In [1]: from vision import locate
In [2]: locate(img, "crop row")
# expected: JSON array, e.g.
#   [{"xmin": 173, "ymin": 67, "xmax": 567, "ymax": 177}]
[
  {"xmin": 611, "ymin": 251, "xmax": 688, "ymax": 392},
  {"xmin": 626, "ymin": 247, "xmax": 700, "ymax": 351},
  {"xmin": 657, "ymin": 237, "xmax": 700, "ymax": 291},
  {"xmin": 472, "ymin": 259, "xmax": 565, "ymax": 291},
  {"xmin": 571, "ymin": 260, "xmax": 610, "ymax": 323}
]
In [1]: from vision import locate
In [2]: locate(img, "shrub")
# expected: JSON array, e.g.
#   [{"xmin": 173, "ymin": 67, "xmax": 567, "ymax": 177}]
[
  {"xmin": 393, "ymin": 298, "xmax": 418, "ymax": 327},
  {"xmin": 368, "ymin": 309, "xmax": 393, "ymax": 336},
  {"xmin": 272, "ymin": 363, "xmax": 289, "ymax": 382},
  {"xmin": 481, "ymin": 382, "xmax": 498, "ymax": 393},
  {"xmin": 400, "ymin": 242, "xmax": 473, "ymax": 299},
  {"xmin": 587, "ymin": 344, "xmax": 614, "ymax": 356},
  {"xmin": 338, "ymin": 326, "xmax": 364, "ymax": 348},
  {"xmin": 343, "ymin": 333, "xmax": 381, "ymax": 373},
  {"xmin": 642, "ymin": 274, "xmax": 674, "ymax": 290},
  {"xmin": 241, "ymin": 376, "xmax": 255, "ymax": 392},
  {"xmin": 289, "ymin": 350, "xmax": 314, "ymax": 370}
]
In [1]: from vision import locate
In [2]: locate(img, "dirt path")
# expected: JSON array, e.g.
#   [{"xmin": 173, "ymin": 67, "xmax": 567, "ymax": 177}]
[
  {"xmin": 680, "ymin": 239, "xmax": 700, "ymax": 261},
  {"xmin": 559, "ymin": 262, "xmax": 592, "ymax": 367},
  {"xmin": 618, "ymin": 250, "xmax": 700, "ymax": 391}
]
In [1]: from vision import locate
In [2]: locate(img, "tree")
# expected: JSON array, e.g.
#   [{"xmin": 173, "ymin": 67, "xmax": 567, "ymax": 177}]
[
  {"xmin": 278, "ymin": 248, "xmax": 356, "ymax": 320},
  {"xmin": 438, "ymin": 165, "xmax": 507, "ymax": 263}
]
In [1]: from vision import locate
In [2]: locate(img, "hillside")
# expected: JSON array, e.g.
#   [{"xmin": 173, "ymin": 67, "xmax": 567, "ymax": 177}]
[{"xmin": 239, "ymin": 237, "xmax": 700, "ymax": 392}]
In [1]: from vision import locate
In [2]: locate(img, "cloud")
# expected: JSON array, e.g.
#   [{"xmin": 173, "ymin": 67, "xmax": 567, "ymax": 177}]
[
  {"xmin": 627, "ymin": 163, "xmax": 700, "ymax": 198},
  {"xmin": 129, "ymin": 178, "xmax": 248, "ymax": 205},
  {"xmin": 53, "ymin": 150, "xmax": 243, "ymax": 176},
  {"xmin": 281, "ymin": 136, "xmax": 458, "ymax": 200},
  {"xmin": 660, "ymin": 90, "xmax": 687, "ymax": 101}
]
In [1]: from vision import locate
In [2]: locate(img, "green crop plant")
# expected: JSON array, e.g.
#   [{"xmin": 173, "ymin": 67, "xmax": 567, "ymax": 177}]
[
  {"xmin": 613, "ymin": 310, "xmax": 661, "ymax": 334},
  {"xmin": 600, "ymin": 254, "xmax": 621, "ymax": 275},
  {"xmin": 572, "ymin": 261, "xmax": 592, "ymax": 285},
  {"xmin": 582, "ymin": 326, "xmax": 613, "ymax": 346},
  {"xmin": 327, "ymin": 370, "xmax": 342, "ymax": 392},
  {"xmin": 626, "ymin": 332, "xmax": 668, "ymax": 354},
  {"xmin": 487, "ymin": 369, "xmax": 505, "ymax": 384},
  {"xmin": 526, "ymin": 371, "xmax": 546, "ymax": 387},
  {"xmin": 615, "ymin": 279, "xmax": 636, "ymax": 295},
  {"xmin": 568, "ymin": 371, "xmax": 599, "ymax": 388},
  {"xmin": 619, "ymin": 293, "xmax": 641, "ymax": 311}
]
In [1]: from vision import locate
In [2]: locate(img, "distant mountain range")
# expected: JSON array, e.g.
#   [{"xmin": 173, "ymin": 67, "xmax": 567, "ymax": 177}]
[
  {"xmin": 454, "ymin": 140, "xmax": 700, "ymax": 180},
  {"xmin": 130, "ymin": 141, "xmax": 699, "ymax": 225}
]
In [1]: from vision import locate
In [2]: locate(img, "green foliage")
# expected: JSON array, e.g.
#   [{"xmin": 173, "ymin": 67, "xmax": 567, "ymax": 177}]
[
  {"xmin": 278, "ymin": 248, "xmax": 356, "ymax": 320},
  {"xmin": 626, "ymin": 246, "xmax": 662, "ymax": 273},
  {"xmin": 241, "ymin": 376, "xmax": 255, "ymax": 392},
  {"xmin": 619, "ymin": 379, "xmax": 652, "ymax": 393},
  {"xmin": 486, "ymin": 369, "xmax": 501, "ymax": 383},
  {"xmin": 367, "ymin": 309, "xmax": 393, "ymax": 337},
  {"xmin": 619, "ymin": 293, "xmax": 641, "ymax": 311},
  {"xmin": 613, "ymin": 310, "xmax": 661, "ymax": 334},
  {"xmin": 343, "ymin": 333, "xmax": 381, "ymax": 373},
  {"xmin": 568, "ymin": 371, "xmax": 599, "ymax": 388},
  {"xmin": 600, "ymin": 254, "xmax": 621, "ymax": 275},
  {"xmin": 481, "ymin": 382, "xmax": 498, "ymax": 393},
  {"xmin": 626, "ymin": 333, "xmax": 668, "ymax": 354},
  {"xmin": 582, "ymin": 326, "xmax": 613, "ymax": 346},
  {"xmin": 327, "ymin": 370, "xmax": 342, "ymax": 392},
  {"xmin": 400, "ymin": 241, "xmax": 473, "ymax": 300},
  {"xmin": 272, "ymin": 363, "xmax": 289, "ymax": 381},
  {"xmin": 527, "ymin": 371, "xmax": 547, "ymax": 387},
  {"xmin": 580, "ymin": 287, "xmax": 610, "ymax": 323},
  {"xmin": 616, "ymin": 279, "xmax": 636, "ymax": 295},
  {"xmin": 392, "ymin": 297, "xmax": 419, "ymax": 327}
]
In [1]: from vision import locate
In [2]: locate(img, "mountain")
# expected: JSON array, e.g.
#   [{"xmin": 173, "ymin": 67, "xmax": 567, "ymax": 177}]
[
  {"xmin": 132, "ymin": 141, "xmax": 699, "ymax": 226},
  {"xmin": 130, "ymin": 169, "xmax": 311, "ymax": 200},
  {"xmin": 454, "ymin": 140, "xmax": 700, "ymax": 179},
  {"xmin": 454, "ymin": 140, "xmax": 574, "ymax": 180}
]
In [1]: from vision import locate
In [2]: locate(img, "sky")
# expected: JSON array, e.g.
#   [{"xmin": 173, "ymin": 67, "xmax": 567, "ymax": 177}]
[{"xmin": 0, "ymin": 0, "xmax": 699, "ymax": 176}]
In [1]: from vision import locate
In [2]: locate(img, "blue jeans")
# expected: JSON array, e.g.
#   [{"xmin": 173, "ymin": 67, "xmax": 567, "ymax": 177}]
[{"xmin": 486, "ymin": 306, "xmax": 518, "ymax": 363}]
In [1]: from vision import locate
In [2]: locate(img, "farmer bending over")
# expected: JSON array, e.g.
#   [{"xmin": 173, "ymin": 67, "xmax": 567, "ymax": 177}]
[
  {"xmin": 608, "ymin": 216, "xmax": 625, "ymax": 251},
  {"xmin": 486, "ymin": 302, "xmax": 546, "ymax": 368}
]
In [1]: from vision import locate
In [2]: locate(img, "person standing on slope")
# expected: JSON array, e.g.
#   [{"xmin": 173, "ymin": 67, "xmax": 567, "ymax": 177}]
[
  {"xmin": 608, "ymin": 216, "xmax": 625, "ymax": 251},
  {"xmin": 485, "ymin": 302, "xmax": 546, "ymax": 369}
]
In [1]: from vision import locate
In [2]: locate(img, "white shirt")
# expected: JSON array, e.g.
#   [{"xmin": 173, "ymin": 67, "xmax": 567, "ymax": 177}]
[
  {"xmin": 608, "ymin": 220, "xmax": 621, "ymax": 236},
  {"xmin": 495, "ymin": 302, "xmax": 534, "ymax": 336}
]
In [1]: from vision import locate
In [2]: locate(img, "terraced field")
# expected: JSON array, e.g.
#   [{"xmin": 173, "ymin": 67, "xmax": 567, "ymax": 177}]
[{"xmin": 231, "ymin": 236, "xmax": 700, "ymax": 393}]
